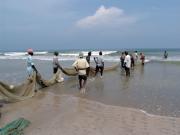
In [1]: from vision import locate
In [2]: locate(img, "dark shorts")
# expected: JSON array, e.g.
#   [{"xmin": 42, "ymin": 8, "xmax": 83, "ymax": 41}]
[
  {"xmin": 96, "ymin": 66, "xmax": 104, "ymax": 72},
  {"xmin": 86, "ymin": 67, "xmax": 90, "ymax": 76},
  {"xmin": 53, "ymin": 67, "xmax": 58, "ymax": 74},
  {"xmin": 78, "ymin": 75, "xmax": 87, "ymax": 81},
  {"xmin": 125, "ymin": 67, "xmax": 130, "ymax": 76}
]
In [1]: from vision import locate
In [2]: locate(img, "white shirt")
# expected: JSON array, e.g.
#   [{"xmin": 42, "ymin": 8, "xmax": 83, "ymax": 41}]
[
  {"xmin": 134, "ymin": 53, "xmax": 138, "ymax": 60},
  {"xmin": 124, "ymin": 55, "xmax": 131, "ymax": 68},
  {"xmin": 72, "ymin": 58, "xmax": 89, "ymax": 75},
  {"xmin": 94, "ymin": 56, "xmax": 104, "ymax": 67}
]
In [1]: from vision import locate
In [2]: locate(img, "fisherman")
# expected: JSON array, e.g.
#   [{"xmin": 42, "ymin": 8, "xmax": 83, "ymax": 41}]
[
  {"xmin": 26, "ymin": 48, "xmax": 38, "ymax": 76},
  {"xmin": 72, "ymin": 52, "xmax": 89, "ymax": 94},
  {"xmin": 124, "ymin": 51, "xmax": 131, "ymax": 76},
  {"xmin": 134, "ymin": 51, "xmax": 138, "ymax": 64},
  {"xmin": 130, "ymin": 54, "xmax": 135, "ymax": 69},
  {"xmin": 94, "ymin": 51, "xmax": 104, "ymax": 78},
  {"xmin": 164, "ymin": 51, "xmax": 168, "ymax": 59},
  {"xmin": 120, "ymin": 52, "xmax": 125, "ymax": 68},
  {"xmin": 86, "ymin": 51, "xmax": 91, "ymax": 77},
  {"xmin": 53, "ymin": 51, "xmax": 64, "ymax": 82},
  {"xmin": 140, "ymin": 52, "xmax": 145, "ymax": 65}
]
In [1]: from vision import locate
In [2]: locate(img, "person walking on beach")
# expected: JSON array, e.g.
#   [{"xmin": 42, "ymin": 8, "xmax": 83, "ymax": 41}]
[
  {"xmin": 94, "ymin": 51, "xmax": 104, "ymax": 78},
  {"xmin": 140, "ymin": 53, "xmax": 145, "ymax": 65},
  {"xmin": 164, "ymin": 51, "xmax": 168, "ymax": 59},
  {"xmin": 124, "ymin": 51, "xmax": 131, "ymax": 76},
  {"xmin": 86, "ymin": 51, "xmax": 91, "ymax": 77},
  {"xmin": 26, "ymin": 48, "xmax": 38, "ymax": 76},
  {"xmin": 120, "ymin": 52, "xmax": 125, "ymax": 68},
  {"xmin": 73, "ymin": 52, "xmax": 89, "ymax": 94},
  {"xmin": 52, "ymin": 51, "xmax": 64, "ymax": 82}
]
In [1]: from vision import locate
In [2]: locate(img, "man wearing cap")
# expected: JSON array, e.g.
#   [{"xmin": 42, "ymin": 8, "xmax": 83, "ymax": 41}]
[
  {"xmin": 26, "ymin": 49, "xmax": 38, "ymax": 76},
  {"xmin": 72, "ymin": 52, "xmax": 89, "ymax": 94}
]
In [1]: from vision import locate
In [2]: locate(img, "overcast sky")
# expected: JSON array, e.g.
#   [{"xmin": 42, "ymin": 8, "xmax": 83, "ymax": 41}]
[{"xmin": 0, "ymin": 0, "xmax": 180, "ymax": 51}]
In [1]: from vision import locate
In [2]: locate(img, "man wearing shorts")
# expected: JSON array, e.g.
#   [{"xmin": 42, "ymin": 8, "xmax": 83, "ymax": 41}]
[
  {"xmin": 94, "ymin": 51, "xmax": 104, "ymax": 78},
  {"xmin": 73, "ymin": 52, "xmax": 89, "ymax": 94}
]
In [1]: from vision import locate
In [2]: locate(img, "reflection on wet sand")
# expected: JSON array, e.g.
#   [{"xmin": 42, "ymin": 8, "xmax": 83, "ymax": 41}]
[{"xmin": 41, "ymin": 62, "xmax": 180, "ymax": 117}]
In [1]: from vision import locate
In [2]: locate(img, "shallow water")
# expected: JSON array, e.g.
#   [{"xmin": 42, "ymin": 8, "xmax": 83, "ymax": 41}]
[{"xmin": 0, "ymin": 59, "xmax": 180, "ymax": 117}]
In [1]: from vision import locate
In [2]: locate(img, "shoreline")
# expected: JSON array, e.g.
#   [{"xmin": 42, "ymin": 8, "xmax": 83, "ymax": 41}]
[{"xmin": 1, "ymin": 91, "xmax": 180, "ymax": 135}]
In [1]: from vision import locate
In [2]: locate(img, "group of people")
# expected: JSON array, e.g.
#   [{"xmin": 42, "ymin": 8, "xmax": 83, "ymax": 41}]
[
  {"xmin": 72, "ymin": 51, "xmax": 104, "ymax": 94},
  {"xmin": 26, "ymin": 49, "xmax": 104, "ymax": 94},
  {"xmin": 120, "ymin": 51, "xmax": 145, "ymax": 76},
  {"xmin": 26, "ymin": 49, "xmax": 150, "ymax": 93}
]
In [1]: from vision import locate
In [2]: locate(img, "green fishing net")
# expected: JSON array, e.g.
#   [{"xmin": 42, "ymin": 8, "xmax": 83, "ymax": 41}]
[{"xmin": 0, "ymin": 118, "xmax": 30, "ymax": 135}]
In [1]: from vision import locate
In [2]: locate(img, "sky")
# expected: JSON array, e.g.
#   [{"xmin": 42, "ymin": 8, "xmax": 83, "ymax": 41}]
[{"xmin": 0, "ymin": 0, "xmax": 180, "ymax": 51}]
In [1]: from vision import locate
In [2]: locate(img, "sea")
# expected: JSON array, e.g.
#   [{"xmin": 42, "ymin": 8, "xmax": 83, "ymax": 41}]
[
  {"xmin": 1, "ymin": 48, "xmax": 180, "ymax": 117},
  {"xmin": 0, "ymin": 48, "xmax": 180, "ymax": 62}
]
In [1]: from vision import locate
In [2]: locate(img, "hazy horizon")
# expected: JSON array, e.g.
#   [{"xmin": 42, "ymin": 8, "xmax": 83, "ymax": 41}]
[{"xmin": 1, "ymin": 48, "xmax": 180, "ymax": 52}]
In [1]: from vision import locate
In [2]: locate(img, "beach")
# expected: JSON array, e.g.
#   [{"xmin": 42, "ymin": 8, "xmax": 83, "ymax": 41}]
[
  {"xmin": 1, "ymin": 92, "xmax": 180, "ymax": 135},
  {"xmin": 1, "ymin": 50, "xmax": 180, "ymax": 134}
]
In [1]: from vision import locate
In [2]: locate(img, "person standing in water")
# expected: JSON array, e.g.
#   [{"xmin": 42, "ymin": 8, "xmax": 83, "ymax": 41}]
[
  {"xmin": 73, "ymin": 52, "xmax": 89, "ymax": 94},
  {"xmin": 124, "ymin": 51, "xmax": 131, "ymax": 76},
  {"xmin": 52, "ymin": 51, "xmax": 64, "ymax": 82},
  {"xmin": 130, "ymin": 54, "xmax": 135, "ymax": 69},
  {"xmin": 26, "ymin": 48, "xmax": 38, "ymax": 76},
  {"xmin": 120, "ymin": 52, "xmax": 125, "ymax": 68},
  {"xmin": 86, "ymin": 51, "xmax": 91, "ymax": 77},
  {"xmin": 94, "ymin": 51, "xmax": 104, "ymax": 78},
  {"xmin": 134, "ymin": 51, "xmax": 138, "ymax": 64},
  {"xmin": 140, "ymin": 52, "xmax": 145, "ymax": 65},
  {"xmin": 164, "ymin": 51, "xmax": 168, "ymax": 59}
]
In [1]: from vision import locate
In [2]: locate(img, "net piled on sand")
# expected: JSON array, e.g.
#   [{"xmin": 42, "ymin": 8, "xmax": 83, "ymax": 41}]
[{"xmin": 0, "ymin": 118, "xmax": 30, "ymax": 135}]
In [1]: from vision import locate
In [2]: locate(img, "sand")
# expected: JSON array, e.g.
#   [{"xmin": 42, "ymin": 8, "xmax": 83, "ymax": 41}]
[{"xmin": 1, "ymin": 91, "xmax": 180, "ymax": 135}]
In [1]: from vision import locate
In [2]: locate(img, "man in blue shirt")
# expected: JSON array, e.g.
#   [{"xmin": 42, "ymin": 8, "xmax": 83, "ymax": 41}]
[{"xmin": 26, "ymin": 49, "xmax": 37, "ymax": 76}]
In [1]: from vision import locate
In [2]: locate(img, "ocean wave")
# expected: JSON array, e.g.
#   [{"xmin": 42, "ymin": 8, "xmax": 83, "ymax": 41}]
[
  {"xmin": 4, "ymin": 51, "xmax": 48, "ymax": 56},
  {"xmin": 1, "ymin": 50, "xmax": 180, "ymax": 63},
  {"xmin": 59, "ymin": 51, "xmax": 117, "ymax": 56},
  {"xmin": 4, "ymin": 52, "xmax": 27, "ymax": 56},
  {"xmin": 147, "ymin": 56, "xmax": 180, "ymax": 62}
]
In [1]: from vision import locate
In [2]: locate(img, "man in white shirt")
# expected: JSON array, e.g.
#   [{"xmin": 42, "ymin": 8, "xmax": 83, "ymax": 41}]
[
  {"xmin": 72, "ymin": 52, "xmax": 89, "ymax": 94},
  {"xmin": 94, "ymin": 51, "xmax": 104, "ymax": 78},
  {"xmin": 124, "ymin": 51, "xmax": 131, "ymax": 76}
]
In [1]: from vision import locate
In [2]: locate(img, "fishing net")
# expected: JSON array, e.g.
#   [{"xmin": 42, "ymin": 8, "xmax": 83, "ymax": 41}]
[
  {"xmin": 0, "ymin": 118, "xmax": 30, "ymax": 135},
  {"xmin": 36, "ymin": 69, "xmax": 64, "ymax": 88},
  {"xmin": 60, "ymin": 63, "xmax": 119, "ymax": 76},
  {"xmin": 0, "ymin": 63, "xmax": 119, "ymax": 102},
  {"xmin": 0, "ymin": 73, "xmax": 36, "ymax": 102}
]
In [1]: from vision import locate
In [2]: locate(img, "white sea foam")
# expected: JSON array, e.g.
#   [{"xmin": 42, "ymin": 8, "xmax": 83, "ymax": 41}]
[
  {"xmin": 59, "ymin": 51, "xmax": 117, "ymax": 56},
  {"xmin": 147, "ymin": 56, "xmax": 180, "ymax": 62},
  {"xmin": 1, "ymin": 50, "xmax": 180, "ymax": 62},
  {"xmin": 4, "ymin": 51, "xmax": 48, "ymax": 56},
  {"xmin": 4, "ymin": 52, "xmax": 27, "ymax": 56}
]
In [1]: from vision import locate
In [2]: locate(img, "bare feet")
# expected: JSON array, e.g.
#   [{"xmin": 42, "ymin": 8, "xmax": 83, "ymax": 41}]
[{"xmin": 80, "ymin": 88, "xmax": 86, "ymax": 94}]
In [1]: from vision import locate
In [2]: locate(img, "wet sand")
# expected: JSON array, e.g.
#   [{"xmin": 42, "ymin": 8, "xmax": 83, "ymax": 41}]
[{"xmin": 1, "ymin": 92, "xmax": 180, "ymax": 135}]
